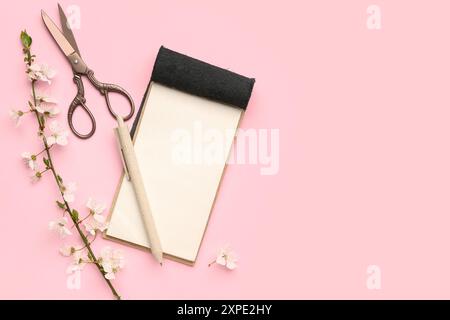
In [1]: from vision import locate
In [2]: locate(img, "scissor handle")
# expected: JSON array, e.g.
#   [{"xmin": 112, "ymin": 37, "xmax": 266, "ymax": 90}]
[
  {"xmin": 86, "ymin": 69, "xmax": 135, "ymax": 121},
  {"xmin": 68, "ymin": 74, "xmax": 96, "ymax": 139}
]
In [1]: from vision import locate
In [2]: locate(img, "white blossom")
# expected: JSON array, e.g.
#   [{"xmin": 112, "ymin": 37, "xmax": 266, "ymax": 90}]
[
  {"xmin": 59, "ymin": 244, "xmax": 75, "ymax": 257},
  {"xmin": 34, "ymin": 89, "xmax": 59, "ymax": 118},
  {"xmin": 46, "ymin": 121, "xmax": 68, "ymax": 146},
  {"xmin": 30, "ymin": 170, "xmax": 42, "ymax": 183},
  {"xmin": 99, "ymin": 247, "xmax": 125, "ymax": 280},
  {"xmin": 21, "ymin": 152, "xmax": 38, "ymax": 170},
  {"xmin": 66, "ymin": 249, "xmax": 86, "ymax": 274},
  {"xmin": 9, "ymin": 109, "xmax": 24, "ymax": 126},
  {"xmin": 27, "ymin": 63, "xmax": 56, "ymax": 84},
  {"xmin": 62, "ymin": 182, "xmax": 77, "ymax": 203},
  {"xmin": 83, "ymin": 198, "xmax": 108, "ymax": 235},
  {"xmin": 49, "ymin": 217, "xmax": 72, "ymax": 238}
]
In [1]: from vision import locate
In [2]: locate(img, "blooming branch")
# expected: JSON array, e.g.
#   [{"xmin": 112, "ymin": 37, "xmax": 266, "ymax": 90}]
[{"xmin": 13, "ymin": 30, "xmax": 123, "ymax": 300}]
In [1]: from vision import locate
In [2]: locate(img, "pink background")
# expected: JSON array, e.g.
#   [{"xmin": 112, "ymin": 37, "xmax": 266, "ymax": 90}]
[{"xmin": 1, "ymin": 0, "xmax": 450, "ymax": 299}]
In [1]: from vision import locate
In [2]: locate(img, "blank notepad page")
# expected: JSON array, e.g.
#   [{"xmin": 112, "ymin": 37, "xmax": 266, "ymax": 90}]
[{"xmin": 106, "ymin": 83, "xmax": 243, "ymax": 263}]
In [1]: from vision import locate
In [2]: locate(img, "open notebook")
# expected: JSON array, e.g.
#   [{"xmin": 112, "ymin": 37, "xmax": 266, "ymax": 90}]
[{"xmin": 105, "ymin": 47, "xmax": 255, "ymax": 265}]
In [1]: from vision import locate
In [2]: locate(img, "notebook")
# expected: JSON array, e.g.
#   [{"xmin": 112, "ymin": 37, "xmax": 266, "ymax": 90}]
[{"xmin": 105, "ymin": 47, "xmax": 255, "ymax": 265}]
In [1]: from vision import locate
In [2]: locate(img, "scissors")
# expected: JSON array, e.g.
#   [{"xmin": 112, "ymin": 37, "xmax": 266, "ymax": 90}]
[{"xmin": 41, "ymin": 4, "xmax": 135, "ymax": 139}]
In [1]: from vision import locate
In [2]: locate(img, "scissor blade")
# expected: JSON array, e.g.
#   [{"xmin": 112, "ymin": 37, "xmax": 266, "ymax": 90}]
[
  {"xmin": 41, "ymin": 10, "xmax": 76, "ymax": 57},
  {"xmin": 58, "ymin": 3, "xmax": 80, "ymax": 55}
]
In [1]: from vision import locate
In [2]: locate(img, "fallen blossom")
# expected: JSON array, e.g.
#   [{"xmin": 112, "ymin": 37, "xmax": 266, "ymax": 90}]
[{"xmin": 211, "ymin": 246, "xmax": 237, "ymax": 270}]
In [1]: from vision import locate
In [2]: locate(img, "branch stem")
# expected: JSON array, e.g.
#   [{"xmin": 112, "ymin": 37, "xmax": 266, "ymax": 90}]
[{"xmin": 30, "ymin": 80, "xmax": 121, "ymax": 300}]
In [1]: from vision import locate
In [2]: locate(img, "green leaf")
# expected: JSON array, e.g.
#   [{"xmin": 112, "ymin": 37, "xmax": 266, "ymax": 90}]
[
  {"xmin": 57, "ymin": 175, "xmax": 63, "ymax": 184},
  {"xmin": 56, "ymin": 200, "xmax": 66, "ymax": 210},
  {"xmin": 20, "ymin": 30, "xmax": 32, "ymax": 48},
  {"xmin": 43, "ymin": 157, "xmax": 50, "ymax": 167},
  {"xmin": 71, "ymin": 209, "xmax": 79, "ymax": 222}
]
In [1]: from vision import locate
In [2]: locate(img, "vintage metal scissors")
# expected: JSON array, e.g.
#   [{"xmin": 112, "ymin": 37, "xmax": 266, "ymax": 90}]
[{"xmin": 41, "ymin": 4, "xmax": 135, "ymax": 139}]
